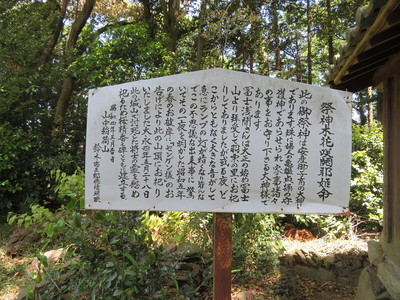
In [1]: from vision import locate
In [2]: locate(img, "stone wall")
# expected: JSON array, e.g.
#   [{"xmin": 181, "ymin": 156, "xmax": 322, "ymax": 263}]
[
  {"xmin": 280, "ymin": 245, "xmax": 368, "ymax": 286},
  {"xmin": 355, "ymin": 241, "xmax": 400, "ymax": 300}
]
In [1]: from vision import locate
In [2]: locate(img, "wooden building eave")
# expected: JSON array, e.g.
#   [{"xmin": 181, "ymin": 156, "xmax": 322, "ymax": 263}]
[{"xmin": 328, "ymin": 0, "xmax": 400, "ymax": 92}]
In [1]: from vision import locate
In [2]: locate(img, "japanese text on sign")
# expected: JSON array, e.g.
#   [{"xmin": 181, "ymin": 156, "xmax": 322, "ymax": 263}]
[{"xmin": 85, "ymin": 68, "xmax": 352, "ymax": 214}]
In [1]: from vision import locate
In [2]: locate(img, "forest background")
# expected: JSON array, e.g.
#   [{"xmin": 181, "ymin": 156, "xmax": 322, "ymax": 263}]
[{"xmin": 0, "ymin": 0, "xmax": 384, "ymax": 298}]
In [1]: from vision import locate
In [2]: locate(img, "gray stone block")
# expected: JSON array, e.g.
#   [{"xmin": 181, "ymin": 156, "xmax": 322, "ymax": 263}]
[
  {"xmin": 377, "ymin": 259, "xmax": 400, "ymax": 299},
  {"xmin": 355, "ymin": 267, "xmax": 377, "ymax": 300},
  {"xmin": 368, "ymin": 241, "xmax": 384, "ymax": 266}
]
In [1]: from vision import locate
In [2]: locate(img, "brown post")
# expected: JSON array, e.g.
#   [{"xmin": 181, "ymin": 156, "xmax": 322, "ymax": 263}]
[
  {"xmin": 213, "ymin": 213, "xmax": 232, "ymax": 300},
  {"xmin": 383, "ymin": 74, "xmax": 400, "ymax": 246}
]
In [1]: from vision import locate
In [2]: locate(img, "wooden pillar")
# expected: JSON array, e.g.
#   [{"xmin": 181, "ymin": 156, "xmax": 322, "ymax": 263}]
[
  {"xmin": 382, "ymin": 74, "xmax": 400, "ymax": 264},
  {"xmin": 213, "ymin": 213, "xmax": 232, "ymax": 300}
]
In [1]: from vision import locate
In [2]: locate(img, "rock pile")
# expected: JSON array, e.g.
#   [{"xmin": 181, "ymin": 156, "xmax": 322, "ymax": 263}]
[
  {"xmin": 355, "ymin": 241, "xmax": 400, "ymax": 300},
  {"xmin": 280, "ymin": 242, "xmax": 368, "ymax": 286},
  {"xmin": 162, "ymin": 242, "xmax": 209, "ymax": 284},
  {"xmin": 156, "ymin": 242, "xmax": 211, "ymax": 298}
]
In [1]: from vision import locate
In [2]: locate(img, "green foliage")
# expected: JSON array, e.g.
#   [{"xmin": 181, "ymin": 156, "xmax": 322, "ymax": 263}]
[
  {"xmin": 0, "ymin": 122, "xmax": 80, "ymax": 215},
  {"xmin": 278, "ymin": 123, "xmax": 384, "ymax": 236},
  {"xmin": 232, "ymin": 214, "xmax": 283, "ymax": 282},
  {"xmin": 351, "ymin": 123, "xmax": 383, "ymax": 231},
  {"xmin": 0, "ymin": 124, "xmax": 33, "ymax": 213},
  {"xmin": 52, "ymin": 168, "xmax": 85, "ymax": 209},
  {"xmin": 6, "ymin": 172, "xmax": 209, "ymax": 298},
  {"xmin": 142, "ymin": 211, "xmax": 284, "ymax": 282},
  {"xmin": 7, "ymin": 205, "xmax": 196, "ymax": 299},
  {"xmin": 7, "ymin": 205, "xmax": 53, "ymax": 229},
  {"xmin": 50, "ymin": 211, "xmax": 170, "ymax": 299},
  {"xmin": 1, "ymin": 0, "xmax": 383, "ymax": 220},
  {"xmin": 76, "ymin": 22, "xmax": 168, "ymax": 88},
  {"xmin": 277, "ymin": 213, "xmax": 351, "ymax": 239},
  {"xmin": 141, "ymin": 211, "xmax": 213, "ymax": 250},
  {"xmin": 0, "ymin": 3, "xmax": 388, "ymax": 298}
]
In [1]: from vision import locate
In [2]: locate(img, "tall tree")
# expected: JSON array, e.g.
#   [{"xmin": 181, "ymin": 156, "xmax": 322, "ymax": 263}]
[
  {"xmin": 1, "ymin": 0, "xmax": 382, "ymax": 213},
  {"xmin": 53, "ymin": 0, "xmax": 97, "ymax": 139},
  {"xmin": 307, "ymin": 0, "xmax": 313, "ymax": 84},
  {"xmin": 326, "ymin": 0, "xmax": 334, "ymax": 64},
  {"xmin": 161, "ymin": 0, "xmax": 181, "ymax": 52},
  {"xmin": 194, "ymin": 0, "xmax": 208, "ymax": 70},
  {"xmin": 270, "ymin": 0, "xmax": 281, "ymax": 71}
]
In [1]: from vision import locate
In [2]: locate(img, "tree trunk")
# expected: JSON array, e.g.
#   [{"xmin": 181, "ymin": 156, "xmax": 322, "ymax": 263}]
[
  {"xmin": 161, "ymin": 0, "xmax": 180, "ymax": 52},
  {"xmin": 39, "ymin": 0, "xmax": 69, "ymax": 64},
  {"xmin": 140, "ymin": 0, "xmax": 157, "ymax": 39},
  {"xmin": 327, "ymin": 0, "xmax": 334, "ymax": 65},
  {"xmin": 54, "ymin": 77, "xmax": 73, "ymax": 127},
  {"xmin": 307, "ymin": 0, "xmax": 312, "ymax": 84},
  {"xmin": 271, "ymin": 0, "xmax": 281, "ymax": 71},
  {"xmin": 368, "ymin": 86, "xmax": 374, "ymax": 125},
  {"xmin": 295, "ymin": 32, "xmax": 303, "ymax": 82},
  {"xmin": 358, "ymin": 107, "xmax": 367, "ymax": 125},
  {"xmin": 357, "ymin": 91, "xmax": 368, "ymax": 125},
  {"xmin": 248, "ymin": 10, "xmax": 262, "ymax": 74},
  {"xmin": 194, "ymin": 0, "xmax": 207, "ymax": 71},
  {"xmin": 53, "ymin": 0, "xmax": 96, "ymax": 138}
]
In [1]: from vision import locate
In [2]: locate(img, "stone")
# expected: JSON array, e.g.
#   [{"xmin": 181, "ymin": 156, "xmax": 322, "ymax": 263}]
[
  {"xmin": 175, "ymin": 262, "xmax": 201, "ymax": 281},
  {"xmin": 336, "ymin": 271, "xmax": 361, "ymax": 286},
  {"xmin": 5, "ymin": 227, "xmax": 41, "ymax": 257},
  {"xmin": 377, "ymin": 258, "xmax": 400, "ymax": 299},
  {"xmin": 335, "ymin": 261, "xmax": 345, "ymax": 268},
  {"xmin": 163, "ymin": 243, "xmax": 178, "ymax": 254},
  {"xmin": 310, "ymin": 251, "xmax": 322, "ymax": 266},
  {"xmin": 176, "ymin": 242, "xmax": 202, "ymax": 257},
  {"xmin": 305, "ymin": 256, "xmax": 318, "ymax": 268},
  {"xmin": 351, "ymin": 256, "xmax": 363, "ymax": 269},
  {"xmin": 368, "ymin": 241, "xmax": 384, "ymax": 266},
  {"xmin": 44, "ymin": 248, "xmax": 65, "ymax": 265},
  {"xmin": 234, "ymin": 291, "xmax": 253, "ymax": 300},
  {"xmin": 281, "ymin": 254, "xmax": 296, "ymax": 268},
  {"xmin": 31, "ymin": 248, "xmax": 65, "ymax": 272},
  {"xmin": 376, "ymin": 290, "xmax": 393, "ymax": 300},
  {"xmin": 324, "ymin": 255, "xmax": 335, "ymax": 265},
  {"xmin": 355, "ymin": 267, "xmax": 377, "ymax": 300},
  {"xmin": 316, "ymin": 267, "xmax": 337, "ymax": 282},
  {"xmin": 294, "ymin": 265, "xmax": 335, "ymax": 282},
  {"xmin": 368, "ymin": 265, "xmax": 386, "ymax": 296},
  {"xmin": 294, "ymin": 249, "xmax": 308, "ymax": 265}
]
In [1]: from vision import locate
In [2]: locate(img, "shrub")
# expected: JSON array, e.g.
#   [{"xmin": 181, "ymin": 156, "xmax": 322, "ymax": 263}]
[{"xmin": 350, "ymin": 123, "xmax": 383, "ymax": 232}]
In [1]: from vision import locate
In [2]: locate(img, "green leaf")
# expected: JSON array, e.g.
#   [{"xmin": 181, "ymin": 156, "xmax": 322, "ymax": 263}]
[
  {"xmin": 123, "ymin": 253, "xmax": 138, "ymax": 266},
  {"xmin": 148, "ymin": 251, "xmax": 156, "ymax": 265},
  {"xmin": 7, "ymin": 213, "xmax": 16, "ymax": 225},
  {"xmin": 39, "ymin": 254, "xmax": 49, "ymax": 268},
  {"xmin": 73, "ymin": 212, "xmax": 82, "ymax": 228},
  {"xmin": 44, "ymin": 224, "xmax": 54, "ymax": 238}
]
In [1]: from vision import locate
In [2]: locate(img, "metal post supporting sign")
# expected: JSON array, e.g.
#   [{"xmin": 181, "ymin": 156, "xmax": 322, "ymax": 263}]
[{"xmin": 214, "ymin": 213, "xmax": 232, "ymax": 300}]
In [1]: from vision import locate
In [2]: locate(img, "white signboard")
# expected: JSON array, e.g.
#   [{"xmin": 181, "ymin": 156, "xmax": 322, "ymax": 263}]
[{"xmin": 85, "ymin": 68, "xmax": 352, "ymax": 214}]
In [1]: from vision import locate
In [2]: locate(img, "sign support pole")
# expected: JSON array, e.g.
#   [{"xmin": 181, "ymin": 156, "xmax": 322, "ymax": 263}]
[{"xmin": 213, "ymin": 212, "xmax": 232, "ymax": 300}]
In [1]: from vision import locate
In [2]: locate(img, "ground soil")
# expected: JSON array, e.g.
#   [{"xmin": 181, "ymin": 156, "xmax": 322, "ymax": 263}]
[
  {"xmin": 231, "ymin": 278, "xmax": 357, "ymax": 300},
  {"xmin": 1, "ymin": 223, "xmax": 370, "ymax": 300},
  {"xmin": 231, "ymin": 237, "xmax": 370, "ymax": 300}
]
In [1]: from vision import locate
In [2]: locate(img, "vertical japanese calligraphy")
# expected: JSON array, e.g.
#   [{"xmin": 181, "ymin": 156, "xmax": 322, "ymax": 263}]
[
  {"xmin": 129, "ymin": 87, "xmax": 141, "ymax": 197},
  {"xmin": 318, "ymin": 102, "xmax": 336, "ymax": 201},
  {"xmin": 92, "ymin": 143, "xmax": 101, "ymax": 202},
  {"xmin": 296, "ymin": 90, "xmax": 313, "ymax": 208},
  {"xmin": 86, "ymin": 68, "xmax": 352, "ymax": 214}
]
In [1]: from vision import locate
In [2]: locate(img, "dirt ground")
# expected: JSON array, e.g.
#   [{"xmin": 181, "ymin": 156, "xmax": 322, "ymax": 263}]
[
  {"xmin": 231, "ymin": 237, "xmax": 369, "ymax": 300},
  {"xmin": 231, "ymin": 277, "xmax": 356, "ymax": 300},
  {"xmin": 1, "ymin": 223, "xmax": 369, "ymax": 300}
]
